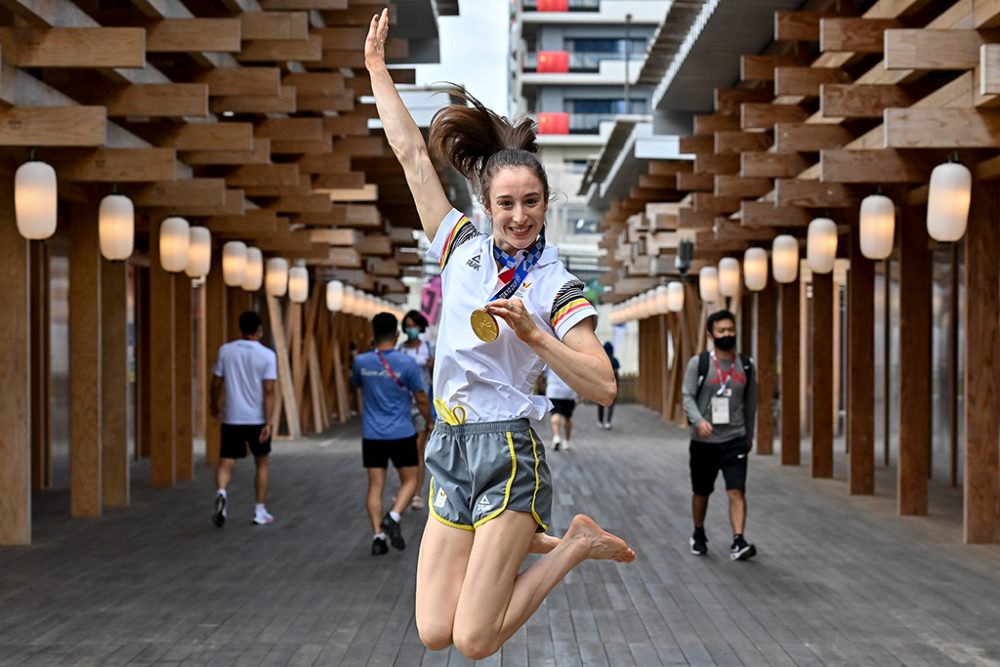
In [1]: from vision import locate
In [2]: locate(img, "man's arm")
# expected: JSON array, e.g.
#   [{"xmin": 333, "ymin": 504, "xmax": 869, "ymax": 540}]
[
  {"xmin": 744, "ymin": 362, "xmax": 757, "ymax": 448},
  {"xmin": 413, "ymin": 391, "xmax": 433, "ymax": 431},
  {"xmin": 260, "ymin": 379, "xmax": 276, "ymax": 442},
  {"xmin": 210, "ymin": 376, "xmax": 224, "ymax": 419},
  {"xmin": 681, "ymin": 356, "xmax": 713, "ymax": 439}
]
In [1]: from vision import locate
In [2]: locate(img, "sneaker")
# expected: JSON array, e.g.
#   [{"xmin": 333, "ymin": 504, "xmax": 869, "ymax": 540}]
[
  {"xmin": 552, "ymin": 436, "xmax": 562, "ymax": 451},
  {"xmin": 689, "ymin": 529, "xmax": 708, "ymax": 556},
  {"xmin": 410, "ymin": 495, "xmax": 425, "ymax": 510},
  {"xmin": 561, "ymin": 440, "xmax": 572, "ymax": 451},
  {"xmin": 603, "ymin": 422, "xmax": 613, "ymax": 430},
  {"xmin": 730, "ymin": 535, "xmax": 757, "ymax": 561},
  {"xmin": 381, "ymin": 513, "xmax": 405, "ymax": 550},
  {"xmin": 371, "ymin": 536, "xmax": 389, "ymax": 555},
  {"xmin": 213, "ymin": 493, "xmax": 227, "ymax": 527},
  {"xmin": 252, "ymin": 509, "xmax": 275, "ymax": 525}
]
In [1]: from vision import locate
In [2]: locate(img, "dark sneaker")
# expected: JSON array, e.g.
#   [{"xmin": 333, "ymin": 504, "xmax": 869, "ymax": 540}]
[
  {"xmin": 730, "ymin": 536, "xmax": 757, "ymax": 561},
  {"xmin": 381, "ymin": 513, "xmax": 405, "ymax": 550},
  {"xmin": 689, "ymin": 529, "xmax": 708, "ymax": 556},
  {"xmin": 371, "ymin": 536, "xmax": 389, "ymax": 555},
  {"xmin": 213, "ymin": 493, "xmax": 227, "ymax": 527}
]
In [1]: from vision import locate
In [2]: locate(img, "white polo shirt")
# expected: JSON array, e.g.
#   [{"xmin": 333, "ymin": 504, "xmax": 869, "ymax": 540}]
[
  {"xmin": 545, "ymin": 366, "xmax": 578, "ymax": 401},
  {"xmin": 427, "ymin": 208, "xmax": 597, "ymax": 422}
]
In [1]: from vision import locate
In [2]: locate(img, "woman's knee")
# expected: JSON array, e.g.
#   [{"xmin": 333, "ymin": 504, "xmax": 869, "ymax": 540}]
[
  {"xmin": 416, "ymin": 617, "xmax": 454, "ymax": 651},
  {"xmin": 452, "ymin": 624, "xmax": 501, "ymax": 660}
]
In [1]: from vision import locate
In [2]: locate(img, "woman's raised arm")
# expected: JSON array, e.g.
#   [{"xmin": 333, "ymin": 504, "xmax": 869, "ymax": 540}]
[{"xmin": 365, "ymin": 9, "xmax": 452, "ymax": 242}]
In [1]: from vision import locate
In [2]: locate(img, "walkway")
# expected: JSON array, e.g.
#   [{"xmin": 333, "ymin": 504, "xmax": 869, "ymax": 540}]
[{"xmin": 2, "ymin": 405, "xmax": 1000, "ymax": 667}]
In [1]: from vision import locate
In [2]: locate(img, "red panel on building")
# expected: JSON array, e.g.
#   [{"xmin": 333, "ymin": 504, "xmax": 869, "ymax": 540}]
[
  {"xmin": 537, "ymin": 50, "xmax": 569, "ymax": 73},
  {"xmin": 538, "ymin": 112, "xmax": 570, "ymax": 135},
  {"xmin": 537, "ymin": 0, "xmax": 569, "ymax": 11}
]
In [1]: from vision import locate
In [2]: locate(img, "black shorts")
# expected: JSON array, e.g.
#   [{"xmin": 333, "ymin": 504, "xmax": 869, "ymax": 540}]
[
  {"xmin": 220, "ymin": 423, "xmax": 271, "ymax": 459},
  {"xmin": 689, "ymin": 437, "xmax": 749, "ymax": 496},
  {"xmin": 550, "ymin": 398, "xmax": 576, "ymax": 418},
  {"xmin": 363, "ymin": 435, "xmax": 419, "ymax": 469}
]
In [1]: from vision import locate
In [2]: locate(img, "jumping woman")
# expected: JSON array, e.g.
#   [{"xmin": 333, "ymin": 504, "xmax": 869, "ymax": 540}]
[{"xmin": 365, "ymin": 9, "xmax": 635, "ymax": 660}]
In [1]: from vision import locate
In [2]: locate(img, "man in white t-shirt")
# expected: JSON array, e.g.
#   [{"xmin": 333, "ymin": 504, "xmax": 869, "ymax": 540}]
[
  {"xmin": 545, "ymin": 365, "xmax": 578, "ymax": 451},
  {"xmin": 209, "ymin": 311, "xmax": 278, "ymax": 527}
]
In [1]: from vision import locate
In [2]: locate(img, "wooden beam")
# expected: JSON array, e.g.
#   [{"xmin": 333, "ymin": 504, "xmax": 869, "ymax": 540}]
[
  {"xmin": 741, "ymin": 201, "xmax": 811, "ymax": 228},
  {"xmin": 774, "ymin": 123, "xmax": 853, "ymax": 152},
  {"xmin": 884, "ymin": 29, "xmax": 988, "ymax": 70},
  {"xmin": 742, "ymin": 54, "xmax": 806, "ymax": 81},
  {"xmin": 741, "ymin": 152, "xmax": 810, "ymax": 178},
  {"xmin": 241, "ymin": 10, "xmax": 308, "ymax": 40},
  {"xmin": 677, "ymin": 171, "xmax": 715, "ymax": 192},
  {"xmin": 204, "ymin": 268, "xmax": 225, "ymax": 468},
  {"xmin": 820, "ymin": 18, "xmax": 900, "ymax": 53},
  {"xmin": 157, "ymin": 122, "xmax": 253, "ymax": 151},
  {"xmin": 820, "ymin": 149, "xmax": 934, "ymax": 183},
  {"xmin": 211, "ymin": 86, "xmax": 297, "ymax": 114},
  {"xmin": 693, "ymin": 114, "xmax": 740, "ymax": 134},
  {"xmin": 715, "ymin": 88, "xmax": 772, "ymax": 114},
  {"xmin": 885, "ymin": 108, "xmax": 1000, "ymax": 148},
  {"xmin": 149, "ymin": 248, "xmax": 176, "ymax": 488},
  {"xmin": 780, "ymin": 281, "xmax": 800, "ymax": 466},
  {"xmin": 848, "ymin": 221, "xmax": 875, "ymax": 495},
  {"xmin": 236, "ymin": 35, "xmax": 322, "ymax": 62},
  {"xmin": 133, "ymin": 178, "xmax": 227, "ymax": 208},
  {"xmin": 0, "ymin": 27, "xmax": 144, "ymax": 67},
  {"xmin": 105, "ymin": 83, "xmax": 209, "ymax": 118},
  {"xmin": 694, "ymin": 153, "xmax": 740, "ymax": 175},
  {"xmin": 776, "ymin": 179, "xmax": 857, "ymax": 208},
  {"xmin": 715, "ymin": 175, "xmax": 772, "ymax": 199},
  {"xmin": 775, "ymin": 10, "xmax": 830, "ymax": 42},
  {"xmin": 741, "ymin": 103, "xmax": 808, "ymax": 129},
  {"xmin": 811, "ymin": 271, "xmax": 834, "ymax": 478},
  {"xmin": 0, "ymin": 106, "xmax": 106, "ymax": 146},
  {"xmin": 174, "ymin": 282, "xmax": 193, "ymax": 482},
  {"xmin": 147, "ymin": 18, "xmax": 241, "ymax": 52},
  {"xmin": 821, "ymin": 83, "xmax": 912, "ymax": 118},
  {"xmin": 101, "ymin": 259, "xmax": 128, "ymax": 508},
  {"xmin": 197, "ymin": 67, "xmax": 281, "ymax": 96},
  {"xmin": 774, "ymin": 67, "xmax": 850, "ymax": 96},
  {"xmin": 53, "ymin": 148, "xmax": 176, "ymax": 183},
  {"xmin": 715, "ymin": 130, "xmax": 772, "ymax": 154}
]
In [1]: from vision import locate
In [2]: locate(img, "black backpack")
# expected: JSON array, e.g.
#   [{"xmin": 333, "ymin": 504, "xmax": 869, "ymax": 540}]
[{"xmin": 696, "ymin": 351, "xmax": 753, "ymax": 396}]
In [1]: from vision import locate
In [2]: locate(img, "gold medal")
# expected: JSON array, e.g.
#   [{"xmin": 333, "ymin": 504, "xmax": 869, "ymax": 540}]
[{"xmin": 470, "ymin": 308, "xmax": 500, "ymax": 342}]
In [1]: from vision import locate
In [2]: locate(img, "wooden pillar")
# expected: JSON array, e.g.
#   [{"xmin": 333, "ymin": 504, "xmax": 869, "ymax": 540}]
[
  {"xmin": 228, "ymin": 287, "xmax": 249, "ymax": 336},
  {"xmin": 175, "ymin": 279, "xmax": 193, "ymax": 481},
  {"xmin": 136, "ymin": 267, "xmax": 152, "ymax": 459},
  {"xmin": 811, "ymin": 272, "xmax": 834, "ymax": 478},
  {"xmin": 898, "ymin": 206, "xmax": 931, "ymax": 515},
  {"xmin": 30, "ymin": 242, "xmax": 51, "ymax": 491},
  {"xmin": 204, "ymin": 268, "xmax": 226, "ymax": 466},
  {"xmin": 101, "ymin": 259, "xmax": 129, "ymax": 507},
  {"xmin": 69, "ymin": 205, "xmax": 103, "ymax": 517},
  {"xmin": 740, "ymin": 293, "xmax": 754, "ymax": 359},
  {"xmin": 658, "ymin": 314, "xmax": 670, "ymax": 420},
  {"xmin": 756, "ymin": 286, "xmax": 776, "ymax": 455},
  {"xmin": 848, "ymin": 222, "xmax": 876, "ymax": 495},
  {"xmin": 780, "ymin": 280, "xmax": 800, "ymax": 465},
  {"xmin": 149, "ymin": 242, "xmax": 176, "ymax": 488},
  {"xmin": 0, "ymin": 185, "xmax": 32, "ymax": 545},
  {"xmin": 964, "ymin": 181, "xmax": 1000, "ymax": 543}
]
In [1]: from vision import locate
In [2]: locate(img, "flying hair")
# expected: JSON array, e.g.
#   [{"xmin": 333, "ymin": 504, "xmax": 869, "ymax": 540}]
[{"xmin": 428, "ymin": 85, "xmax": 549, "ymax": 204}]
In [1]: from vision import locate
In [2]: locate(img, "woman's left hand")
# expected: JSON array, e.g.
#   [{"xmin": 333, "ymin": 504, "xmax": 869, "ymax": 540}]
[{"xmin": 486, "ymin": 298, "xmax": 541, "ymax": 345}]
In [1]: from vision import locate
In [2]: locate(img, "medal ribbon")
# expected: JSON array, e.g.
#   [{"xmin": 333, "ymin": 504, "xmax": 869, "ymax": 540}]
[{"xmin": 488, "ymin": 228, "xmax": 546, "ymax": 303}]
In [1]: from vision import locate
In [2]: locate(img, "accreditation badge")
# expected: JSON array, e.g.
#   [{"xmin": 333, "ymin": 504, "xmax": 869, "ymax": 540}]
[{"xmin": 711, "ymin": 397, "xmax": 730, "ymax": 425}]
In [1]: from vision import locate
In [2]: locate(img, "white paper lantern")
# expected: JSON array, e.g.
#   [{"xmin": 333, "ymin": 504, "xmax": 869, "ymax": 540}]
[
  {"xmin": 265, "ymin": 258, "xmax": 288, "ymax": 297},
  {"xmin": 159, "ymin": 217, "xmax": 190, "ymax": 273},
  {"xmin": 927, "ymin": 162, "xmax": 972, "ymax": 242},
  {"xmin": 98, "ymin": 194, "xmax": 134, "ymax": 261},
  {"xmin": 364, "ymin": 293, "xmax": 376, "ymax": 317},
  {"xmin": 859, "ymin": 194, "xmax": 895, "ymax": 260},
  {"xmin": 641, "ymin": 291, "xmax": 655, "ymax": 318},
  {"xmin": 222, "ymin": 241, "xmax": 247, "ymax": 287},
  {"xmin": 14, "ymin": 161, "xmax": 57, "ymax": 240},
  {"xmin": 772, "ymin": 234, "xmax": 799, "ymax": 284},
  {"xmin": 342, "ymin": 285, "xmax": 356, "ymax": 315},
  {"xmin": 185, "ymin": 226, "xmax": 212, "ymax": 278},
  {"xmin": 699, "ymin": 266, "xmax": 720, "ymax": 303},
  {"xmin": 718, "ymin": 257, "xmax": 741, "ymax": 297},
  {"xmin": 807, "ymin": 218, "xmax": 838, "ymax": 274},
  {"xmin": 667, "ymin": 281, "xmax": 685, "ymax": 313},
  {"xmin": 326, "ymin": 280, "xmax": 344, "ymax": 312},
  {"xmin": 288, "ymin": 265, "xmax": 309, "ymax": 303},
  {"xmin": 241, "ymin": 247, "xmax": 263, "ymax": 291},
  {"xmin": 654, "ymin": 284, "xmax": 670, "ymax": 314},
  {"xmin": 743, "ymin": 247, "xmax": 768, "ymax": 292}
]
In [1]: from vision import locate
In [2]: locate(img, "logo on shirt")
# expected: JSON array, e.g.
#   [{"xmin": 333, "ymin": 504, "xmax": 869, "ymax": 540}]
[
  {"xmin": 467, "ymin": 254, "xmax": 481, "ymax": 270},
  {"xmin": 434, "ymin": 487, "xmax": 448, "ymax": 509},
  {"xmin": 514, "ymin": 281, "xmax": 533, "ymax": 298}
]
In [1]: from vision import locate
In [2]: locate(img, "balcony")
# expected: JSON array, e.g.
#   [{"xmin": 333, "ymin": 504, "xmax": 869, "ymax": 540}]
[
  {"xmin": 523, "ymin": 51, "xmax": 623, "ymax": 73},
  {"xmin": 523, "ymin": 0, "xmax": 600, "ymax": 12}
]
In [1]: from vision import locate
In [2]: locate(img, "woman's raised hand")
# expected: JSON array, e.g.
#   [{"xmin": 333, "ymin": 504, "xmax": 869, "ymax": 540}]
[{"xmin": 364, "ymin": 8, "xmax": 390, "ymax": 71}]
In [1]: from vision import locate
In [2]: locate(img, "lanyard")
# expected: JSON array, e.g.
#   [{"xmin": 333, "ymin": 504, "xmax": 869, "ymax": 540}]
[
  {"xmin": 374, "ymin": 349, "xmax": 403, "ymax": 388},
  {"xmin": 488, "ymin": 228, "xmax": 546, "ymax": 303},
  {"xmin": 711, "ymin": 352, "xmax": 738, "ymax": 396}
]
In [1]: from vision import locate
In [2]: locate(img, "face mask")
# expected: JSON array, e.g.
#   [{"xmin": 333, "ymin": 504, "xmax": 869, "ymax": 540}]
[
  {"xmin": 714, "ymin": 335, "xmax": 737, "ymax": 352},
  {"xmin": 405, "ymin": 328, "xmax": 420, "ymax": 340}
]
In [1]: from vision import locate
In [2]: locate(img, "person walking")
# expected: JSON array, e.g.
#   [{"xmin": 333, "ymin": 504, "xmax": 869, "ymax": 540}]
[
  {"xmin": 209, "ymin": 311, "xmax": 278, "ymax": 527},
  {"xmin": 352, "ymin": 312, "xmax": 433, "ymax": 555},
  {"xmin": 366, "ymin": 9, "xmax": 634, "ymax": 660},
  {"xmin": 399, "ymin": 309, "xmax": 436, "ymax": 509},
  {"xmin": 597, "ymin": 342, "xmax": 620, "ymax": 429},
  {"xmin": 681, "ymin": 309, "xmax": 757, "ymax": 560},
  {"xmin": 545, "ymin": 366, "xmax": 577, "ymax": 451}
]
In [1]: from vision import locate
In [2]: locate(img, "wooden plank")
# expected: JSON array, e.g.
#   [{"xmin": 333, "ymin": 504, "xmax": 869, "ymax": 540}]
[
  {"xmin": 820, "ymin": 149, "xmax": 934, "ymax": 183},
  {"xmin": 885, "ymin": 108, "xmax": 1000, "ymax": 148},
  {"xmin": 742, "ymin": 54, "xmax": 806, "ymax": 81},
  {"xmin": 848, "ymin": 220, "xmax": 875, "ymax": 495},
  {"xmin": 174, "ymin": 282, "xmax": 193, "ymax": 482},
  {"xmin": 715, "ymin": 131, "xmax": 772, "ymax": 154},
  {"xmin": 0, "ymin": 181, "xmax": 31, "ymax": 544},
  {"xmin": 964, "ymin": 181, "xmax": 1000, "ymax": 542},
  {"xmin": 693, "ymin": 114, "xmax": 740, "ymax": 134},
  {"xmin": 181, "ymin": 138, "xmax": 271, "ymax": 166},
  {"xmin": 210, "ymin": 86, "xmax": 297, "ymax": 114},
  {"xmin": 265, "ymin": 295, "xmax": 300, "ymax": 438},
  {"xmin": 776, "ymin": 179, "xmax": 857, "ymax": 208},
  {"xmin": 975, "ymin": 0, "xmax": 1000, "ymax": 28},
  {"xmin": 149, "ymin": 248, "xmax": 176, "ymax": 489},
  {"xmin": 29, "ymin": 243, "xmax": 50, "ymax": 492},
  {"xmin": 692, "ymin": 192, "xmax": 741, "ymax": 214},
  {"xmin": 811, "ymin": 272, "xmax": 834, "ymax": 478},
  {"xmin": 714, "ymin": 175, "xmax": 772, "ymax": 199},
  {"xmin": 774, "ymin": 122, "xmax": 853, "ymax": 152},
  {"xmin": 676, "ymin": 171, "xmax": 715, "ymax": 192},
  {"xmin": 780, "ymin": 281, "xmax": 800, "ymax": 466},
  {"xmin": 741, "ymin": 201, "xmax": 811, "ymax": 228},
  {"xmin": 69, "ymin": 206, "xmax": 102, "ymax": 517},
  {"xmin": 158, "ymin": 122, "xmax": 253, "ymax": 151},
  {"xmin": 694, "ymin": 153, "xmax": 740, "ymax": 175},
  {"xmin": 821, "ymin": 83, "xmax": 912, "ymax": 118},
  {"xmin": 236, "ymin": 35, "xmax": 322, "ymax": 62},
  {"xmin": 146, "ymin": 18, "xmax": 241, "ymax": 53},
  {"xmin": 741, "ymin": 103, "xmax": 808, "ymax": 129},
  {"xmin": 101, "ymin": 259, "xmax": 128, "ymax": 508},
  {"xmin": 820, "ymin": 18, "xmax": 900, "ymax": 53},
  {"xmin": 679, "ymin": 135, "xmax": 714, "ymax": 154},
  {"xmin": 715, "ymin": 87, "xmax": 773, "ymax": 114},
  {"xmin": 0, "ymin": 27, "xmax": 144, "ymax": 67},
  {"xmin": 241, "ymin": 11, "xmax": 308, "ymax": 40},
  {"xmin": 775, "ymin": 10, "xmax": 830, "ymax": 42},
  {"xmin": 197, "ymin": 67, "xmax": 281, "ymax": 96},
  {"xmin": 741, "ymin": 152, "xmax": 810, "ymax": 178},
  {"xmin": 133, "ymin": 179, "xmax": 227, "ymax": 208},
  {"xmin": 260, "ymin": 0, "xmax": 347, "ymax": 8},
  {"xmin": 884, "ymin": 29, "xmax": 988, "ymax": 70},
  {"xmin": 226, "ymin": 164, "xmax": 301, "ymax": 188},
  {"xmin": 774, "ymin": 67, "xmax": 851, "ymax": 96},
  {"xmin": 0, "ymin": 106, "xmax": 106, "ymax": 146},
  {"xmin": 105, "ymin": 84, "xmax": 209, "ymax": 118},
  {"xmin": 54, "ymin": 148, "xmax": 176, "ymax": 183}
]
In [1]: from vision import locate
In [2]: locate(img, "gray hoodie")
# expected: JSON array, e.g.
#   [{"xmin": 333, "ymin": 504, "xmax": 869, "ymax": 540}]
[{"xmin": 682, "ymin": 352, "xmax": 757, "ymax": 444}]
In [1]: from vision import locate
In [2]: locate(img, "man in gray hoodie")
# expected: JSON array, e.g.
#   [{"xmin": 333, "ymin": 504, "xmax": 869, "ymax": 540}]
[{"xmin": 682, "ymin": 309, "xmax": 757, "ymax": 560}]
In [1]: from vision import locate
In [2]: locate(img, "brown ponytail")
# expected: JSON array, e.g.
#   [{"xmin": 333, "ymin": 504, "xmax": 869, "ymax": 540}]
[{"xmin": 428, "ymin": 85, "xmax": 549, "ymax": 204}]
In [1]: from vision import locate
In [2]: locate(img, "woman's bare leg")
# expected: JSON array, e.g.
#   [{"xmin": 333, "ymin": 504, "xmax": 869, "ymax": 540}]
[{"xmin": 415, "ymin": 515, "xmax": 475, "ymax": 650}]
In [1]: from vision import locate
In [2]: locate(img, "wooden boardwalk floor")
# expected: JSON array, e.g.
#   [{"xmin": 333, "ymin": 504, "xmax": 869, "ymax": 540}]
[{"xmin": 3, "ymin": 405, "xmax": 1000, "ymax": 667}]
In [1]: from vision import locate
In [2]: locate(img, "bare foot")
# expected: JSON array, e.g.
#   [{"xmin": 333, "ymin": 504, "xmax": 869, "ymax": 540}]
[
  {"xmin": 565, "ymin": 514, "xmax": 636, "ymax": 563},
  {"xmin": 529, "ymin": 532, "xmax": 560, "ymax": 554}
]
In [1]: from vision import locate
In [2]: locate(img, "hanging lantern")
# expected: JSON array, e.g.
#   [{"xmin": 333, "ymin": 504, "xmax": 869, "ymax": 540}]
[
  {"xmin": 718, "ymin": 257, "xmax": 741, "ymax": 297},
  {"xmin": 859, "ymin": 194, "xmax": 895, "ymax": 260},
  {"xmin": 806, "ymin": 218, "xmax": 838, "ymax": 274},
  {"xmin": 222, "ymin": 241, "xmax": 247, "ymax": 287},
  {"xmin": 185, "ymin": 226, "xmax": 212, "ymax": 278},
  {"xmin": 159, "ymin": 217, "xmax": 190, "ymax": 273},
  {"xmin": 927, "ymin": 162, "xmax": 972, "ymax": 242},
  {"xmin": 14, "ymin": 160, "xmax": 58, "ymax": 240},
  {"xmin": 667, "ymin": 281, "xmax": 685, "ymax": 312},
  {"xmin": 288, "ymin": 264, "xmax": 309, "ymax": 303},
  {"xmin": 265, "ymin": 258, "xmax": 288, "ymax": 297},
  {"xmin": 654, "ymin": 284, "xmax": 670, "ymax": 314},
  {"xmin": 641, "ymin": 291, "xmax": 655, "ymax": 319},
  {"xmin": 743, "ymin": 247, "xmax": 768, "ymax": 291},
  {"xmin": 341, "ymin": 285, "xmax": 356, "ymax": 315},
  {"xmin": 242, "ymin": 247, "xmax": 263, "ymax": 291},
  {"xmin": 98, "ymin": 194, "xmax": 134, "ymax": 261},
  {"xmin": 326, "ymin": 280, "xmax": 344, "ymax": 312},
  {"xmin": 699, "ymin": 266, "xmax": 719, "ymax": 303},
  {"xmin": 772, "ymin": 235, "xmax": 799, "ymax": 283}
]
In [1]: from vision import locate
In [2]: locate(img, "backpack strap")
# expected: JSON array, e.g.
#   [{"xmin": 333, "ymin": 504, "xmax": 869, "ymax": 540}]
[
  {"xmin": 696, "ymin": 351, "xmax": 710, "ymax": 395},
  {"xmin": 740, "ymin": 353, "xmax": 754, "ymax": 393}
]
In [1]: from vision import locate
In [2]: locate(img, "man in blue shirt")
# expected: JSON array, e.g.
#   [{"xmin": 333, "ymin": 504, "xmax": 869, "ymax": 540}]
[{"xmin": 351, "ymin": 312, "xmax": 432, "ymax": 555}]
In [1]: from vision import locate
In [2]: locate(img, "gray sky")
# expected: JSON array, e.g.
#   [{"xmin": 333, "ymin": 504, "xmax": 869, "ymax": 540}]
[{"xmin": 414, "ymin": 0, "xmax": 510, "ymax": 113}]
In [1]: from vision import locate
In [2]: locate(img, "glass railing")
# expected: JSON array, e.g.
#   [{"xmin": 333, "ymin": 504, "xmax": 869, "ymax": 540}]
[
  {"xmin": 523, "ymin": 51, "xmax": 623, "ymax": 73},
  {"xmin": 568, "ymin": 113, "xmax": 616, "ymax": 134},
  {"xmin": 523, "ymin": 0, "xmax": 600, "ymax": 12}
]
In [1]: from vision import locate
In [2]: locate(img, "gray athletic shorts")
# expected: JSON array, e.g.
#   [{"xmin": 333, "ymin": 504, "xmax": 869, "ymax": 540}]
[{"xmin": 425, "ymin": 419, "xmax": 551, "ymax": 533}]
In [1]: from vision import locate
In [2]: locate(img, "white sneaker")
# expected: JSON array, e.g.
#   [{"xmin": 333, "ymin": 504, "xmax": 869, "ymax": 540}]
[
  {"xmin": 552, "ymin": 436, "xmax": 562, "ymax": 451},
  {"xmin": 252, "ymin": 509, "xmax": 275, "ymax": 525},
  {"xmin": 561, "ymin": 440, "xmax": 572, "ymax": 451}
]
